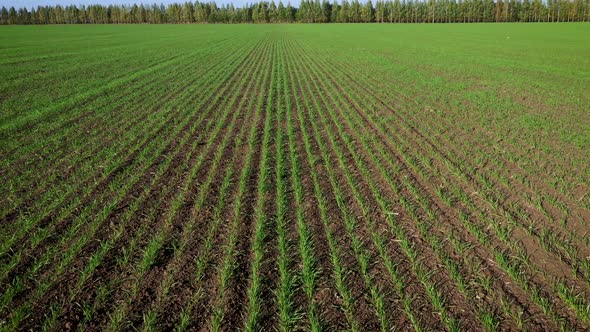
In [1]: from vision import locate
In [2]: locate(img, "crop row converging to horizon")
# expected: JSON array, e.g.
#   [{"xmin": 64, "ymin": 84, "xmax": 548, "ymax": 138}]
[
  {"xmin": 0, "ymin": 23, "xmax": 589, "ymax": 331},
  {"xmin": 2, "ymin": 0, "xmax": 590, "ymax": 25}
]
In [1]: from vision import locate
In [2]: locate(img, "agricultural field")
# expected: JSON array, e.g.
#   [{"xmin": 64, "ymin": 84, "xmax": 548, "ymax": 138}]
[{"xmin": 1, "ymin": 23, "xmax": 589, "ymax": 331}]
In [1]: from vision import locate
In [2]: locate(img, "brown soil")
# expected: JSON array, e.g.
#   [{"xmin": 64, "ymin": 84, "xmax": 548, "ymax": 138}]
[{"xmin": 3, "ymin": 32, "xmax": 589, "ymax": 332}]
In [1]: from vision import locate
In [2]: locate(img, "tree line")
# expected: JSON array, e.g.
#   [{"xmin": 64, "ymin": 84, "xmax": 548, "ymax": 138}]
[{"xmin": 1, "ymin": 0, "xmax": 589, "ymax": 25}]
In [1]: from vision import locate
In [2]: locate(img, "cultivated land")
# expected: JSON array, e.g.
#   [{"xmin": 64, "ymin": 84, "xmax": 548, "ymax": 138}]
[{"xmin": 1, "ymin": 23, "xmax": 589, "ymax": 331}]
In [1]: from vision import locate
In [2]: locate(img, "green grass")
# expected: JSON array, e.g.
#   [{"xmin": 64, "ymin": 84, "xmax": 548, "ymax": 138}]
[{"xmin": 1, "ymin": 23, "xmax": 589, "ymax": 331}]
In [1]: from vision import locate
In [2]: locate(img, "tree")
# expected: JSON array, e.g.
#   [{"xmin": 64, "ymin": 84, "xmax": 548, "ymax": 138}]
[
  {"xmin": 277, "ymin": 1, "xmax": 286, "ymax": 21},
  {"xmin": 509, "ymin": 0, "xmax": 519, "ymax": 21},
  {"xmin": 286, "ymin": 2, "xmax": 295, "ymax": 21},
  {"xmin": 254, "ymin": 1, "xmax": 268, "ymax": 22},
  {"xmin": 483, "ymin": 0, "xmax": 494, "ymax": 21},
  {"xmin": 181, "ymin": 2, "xmax": 194, "ymax": 23},
  {"xmin": 194, "ymin": 3, "xmax": 207, "ymax": 22},
  {"xmin": 322, "ymin": 0, "xmax": 331, "ymax": 22},
  {"xmin": 208, "ymin": 1, "xmax": 218, "ymax": 22},
  {"xmin": 17, "ymin": 7, "xmax": 29, "ymax": 24},
  {"xmin": 0, "ymin": 7, "xmax": 8, "ymax": 24},
  {"xmin": 167, "ymin": 3, "xmax": 180, "ymax": 23},
  {"xmin": 558, "ymin": 0, "xmax": 568, "ymax": 21},
  {"xmin": 375, "ymin": 0, "xmax": 385, "ymax": 22},
  {"xmin": 361, "ymin": 0, "xmax": 375, "ymax": 22},
  {"xmin": 8, "ymin": 7, "xmax": 17, "ymax": 24},
  {"xmin": 571, "ymin": 0, "xmax": 581, "ymax": 21},
  {"xmin": 521, "ymin": 0, "xmax": 530, "ymax": 21},
  {"xmin": 428, "ymin": 0, "xmax": 435, "ymax": 22},
  {"xmin": 495, "ymin": 0, "xmax": 502, "ymax": 21},
  {"xmin": 340, "ymin": 0, "xmax": 350, "ymax": 22},
  {"xmin": 350, "ymin": 0, "xmax": 361, "ymax": 22},
  {"xmin": 331, "ymin": 0, "xmax": 339, "ymax": 22},
  {"xmin": 394, "ymin": 0, "xmax": 402, "ymax": 22},
  {"xmin": 548, "ymin": 0, "xmax": 557, "ymax": 21},
  {"xmin": 385, "ymin": 0, "xmax": 393, "ymax": 22},
  {"xmin": 269, "ymin": 0, "xmax": 278, "ymax": 22},
  {"xmin": 0, "ymin": 0, "xmax": 570, "ymax": 25},
  {"xmin": 298, "ymin": 0, "xmax": 319, "ymax": 22}
]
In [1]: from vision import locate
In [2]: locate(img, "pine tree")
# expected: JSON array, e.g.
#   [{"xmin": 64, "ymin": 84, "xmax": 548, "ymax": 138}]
[
  {"xmin": 1, "ymin": 7, "xmax": 8, "ymax": 24},
  {"xmin": 8, "ymin": 7, "xmax": 17, "ymax": 24}
]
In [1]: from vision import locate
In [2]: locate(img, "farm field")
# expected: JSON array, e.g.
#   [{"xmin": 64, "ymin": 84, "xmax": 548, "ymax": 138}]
[{"xmin": 1, "ymin": 23, "xmax": 590, "ymax": 331}]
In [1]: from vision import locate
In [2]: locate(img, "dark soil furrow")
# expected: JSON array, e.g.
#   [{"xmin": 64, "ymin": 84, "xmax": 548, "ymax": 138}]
[
  {"xmin": 300, "ymin": 42, "xmax": 587, "ymax": 329},
  {"xmin": 0, "ymin": 40, "xmax": 246, "ymax": 223},
  {"xmin": 4, "ymin": 36, "xmax": 267, "ymax": 331}
]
